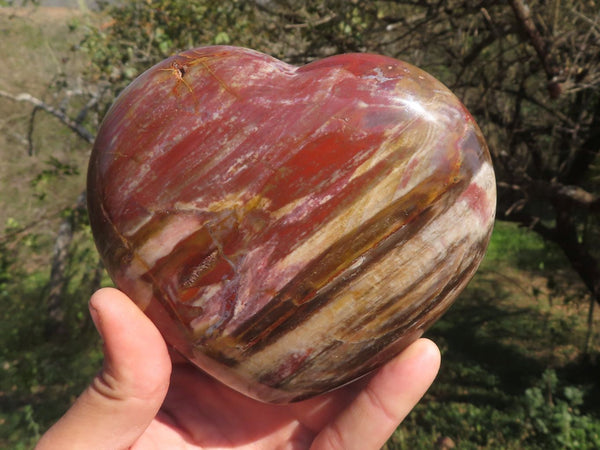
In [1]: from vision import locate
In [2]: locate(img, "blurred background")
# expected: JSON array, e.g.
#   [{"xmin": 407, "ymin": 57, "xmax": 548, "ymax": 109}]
[{"xmin": 0, "ymin": 0, "xmax": 598, "ymax": 448}]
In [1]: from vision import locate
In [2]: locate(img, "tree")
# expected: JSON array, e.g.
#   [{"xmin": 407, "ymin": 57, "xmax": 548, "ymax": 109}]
[
  {"xmin": 2, "ymin": 0, "xmax": 596, "ymax": 335},
  {"xmin": 81, "ymin": 0, "xmax": 600, "ymax": 311}
]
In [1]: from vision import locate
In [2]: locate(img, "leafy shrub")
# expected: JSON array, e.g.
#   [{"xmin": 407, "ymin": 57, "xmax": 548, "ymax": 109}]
[{"xmin": 522, "ymin": 370, "xmax": 600, "ymax": 449}]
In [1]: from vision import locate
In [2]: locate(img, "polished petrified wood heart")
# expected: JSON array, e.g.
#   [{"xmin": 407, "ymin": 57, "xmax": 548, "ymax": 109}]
[{"xmin": 87, "ymin": 45, "xmax": 496, "ymax": 403}]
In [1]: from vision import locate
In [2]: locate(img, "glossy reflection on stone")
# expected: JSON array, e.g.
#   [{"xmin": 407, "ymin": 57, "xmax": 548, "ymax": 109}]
[{"xmin": 87, "ymin": 45, "xmax": 496, "ymax": 403}]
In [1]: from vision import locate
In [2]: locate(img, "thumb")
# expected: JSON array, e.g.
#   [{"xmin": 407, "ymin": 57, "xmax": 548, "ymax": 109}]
[{"xmin": 36, "ymin": 288, "xmax": 172, "ymax": 450}]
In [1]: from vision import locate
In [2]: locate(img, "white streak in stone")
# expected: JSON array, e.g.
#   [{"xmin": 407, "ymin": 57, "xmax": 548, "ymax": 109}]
[
  {"xmin": 237, "ymin": 176, "xmax": 491, "ymax": 377},
  {"xmin": 272, "ymin": 156, "xmax": 408, "ymax": 276},
  {"xmin": 136, "ymin": 214, "xmax": 205, "ymax": 268},
  {"xmin": 362, "ymin": 67, "xmax": 396, "ymax": 83},
  {"xmin": 393, "ymin": 96, "xmax": 436, "ymax": 122},
  {"xmin": 122, "ymin": 212, "xmax": 154, "ymax": 237},
  {"xmin": 272, "ymin": 193, "xmax": 334, "ymax": 225}
]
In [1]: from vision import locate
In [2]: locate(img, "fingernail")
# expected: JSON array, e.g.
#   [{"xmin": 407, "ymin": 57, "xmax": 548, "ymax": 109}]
[{"xmin": 89, "ymin": 296, "xmax": 103, "ymax": 337}]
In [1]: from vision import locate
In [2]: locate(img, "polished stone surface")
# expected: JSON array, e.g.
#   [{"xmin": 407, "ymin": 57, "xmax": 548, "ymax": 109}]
[{"xmin": 87, "ymin": 46, "xmax": 496, "ymax": 403}]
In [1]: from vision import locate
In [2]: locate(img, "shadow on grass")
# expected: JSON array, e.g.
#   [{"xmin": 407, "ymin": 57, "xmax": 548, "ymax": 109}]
[{"xmin": 425, "ymin": 268, "xmax": 569, "ymax": 407}]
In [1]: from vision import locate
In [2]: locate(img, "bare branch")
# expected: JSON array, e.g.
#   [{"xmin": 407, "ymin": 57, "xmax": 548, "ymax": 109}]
[
  {"xmin": 0, "ymin": 89, "xmax": 94, "ymax": 144},
  {"xmin": 499, "ymin": 177, "xmax": 600, "ymax": 213},
  {"xmin": 529, "ymin": 180, "xmax": 600, "ymax": 212},
  {"xmin": 508, "ymin": 0, "xmax": 562, "ymax": 97}
]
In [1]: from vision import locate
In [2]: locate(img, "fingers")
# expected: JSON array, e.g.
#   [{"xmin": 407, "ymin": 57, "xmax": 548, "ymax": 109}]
[
  {"xmin": 311, "ymin": 338, "xmax": 441, "ymax": 450},
  {"xmin": 36, "ymin": 288, "xmax": 172, "ymax": 450}
]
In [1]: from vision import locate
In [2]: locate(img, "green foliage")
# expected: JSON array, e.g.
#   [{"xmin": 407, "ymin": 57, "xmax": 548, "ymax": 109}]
[
  {"xmin": 82, "ymin": 0, "xmax": 263, "ymax": 87},
  {"xmin": 0, "ymin": 220, "xmax": 102, "ymax": 449},
  {"xmin": 0, "ymin": 222, "xmax": 18, "ymax": 294},
  {"xmin": 522, "ymin": 370, "xmax": 600, "ymax": 449},
  {"xmin": 390, "ymin": 370, "xmax": 600, "ymax": 449},
  {"xmin": 78, "ymin": 0, "xmax": 390, "ymax": 114},
  {"xmin": 0, "ymin": 260, "xmax": 103, "ymax": 448}
]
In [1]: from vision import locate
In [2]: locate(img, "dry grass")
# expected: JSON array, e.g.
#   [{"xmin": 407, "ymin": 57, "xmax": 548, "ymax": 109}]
[{"xmin": 0, "ymin": 6, "xmax": 92, "ymax": 265}]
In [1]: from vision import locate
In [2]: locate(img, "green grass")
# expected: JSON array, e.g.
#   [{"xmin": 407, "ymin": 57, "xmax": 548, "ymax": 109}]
[
  {"xmin": 485, "ymin": 220, "xmax": 566, "ymax": 271},
  {"xmin": 387, "ymin": 222, "xmax": 600, "ymax": 449}
]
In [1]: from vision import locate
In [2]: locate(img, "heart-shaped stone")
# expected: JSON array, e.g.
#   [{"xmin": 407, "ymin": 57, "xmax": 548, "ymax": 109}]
[{"xmin": 87, "ymin": 45, "xmax": 496, "ymax": 403}]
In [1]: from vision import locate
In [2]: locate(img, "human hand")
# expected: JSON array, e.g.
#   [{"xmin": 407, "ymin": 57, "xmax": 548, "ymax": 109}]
[{"xmin": 36, "ymin": 287, "xmax": 440, "ymax": 450}]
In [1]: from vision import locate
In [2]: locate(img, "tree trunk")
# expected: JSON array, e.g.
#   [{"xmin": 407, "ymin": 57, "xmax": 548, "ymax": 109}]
[{"xmin": 46, "ymin": 191, "xmax": 87, "ymax": 331}]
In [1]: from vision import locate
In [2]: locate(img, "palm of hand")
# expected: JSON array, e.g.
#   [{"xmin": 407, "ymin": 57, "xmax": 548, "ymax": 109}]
[
  {"xmin": 138, "ymin": 361, "xmax": 359, "ymax": 448},
  {"xmin": 36, "ymin": 288, "xmax": 439, "ymax": 450},
  {"xmin": 136, "ymin": 339, "xmax": 436, "ymax": 450}
]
